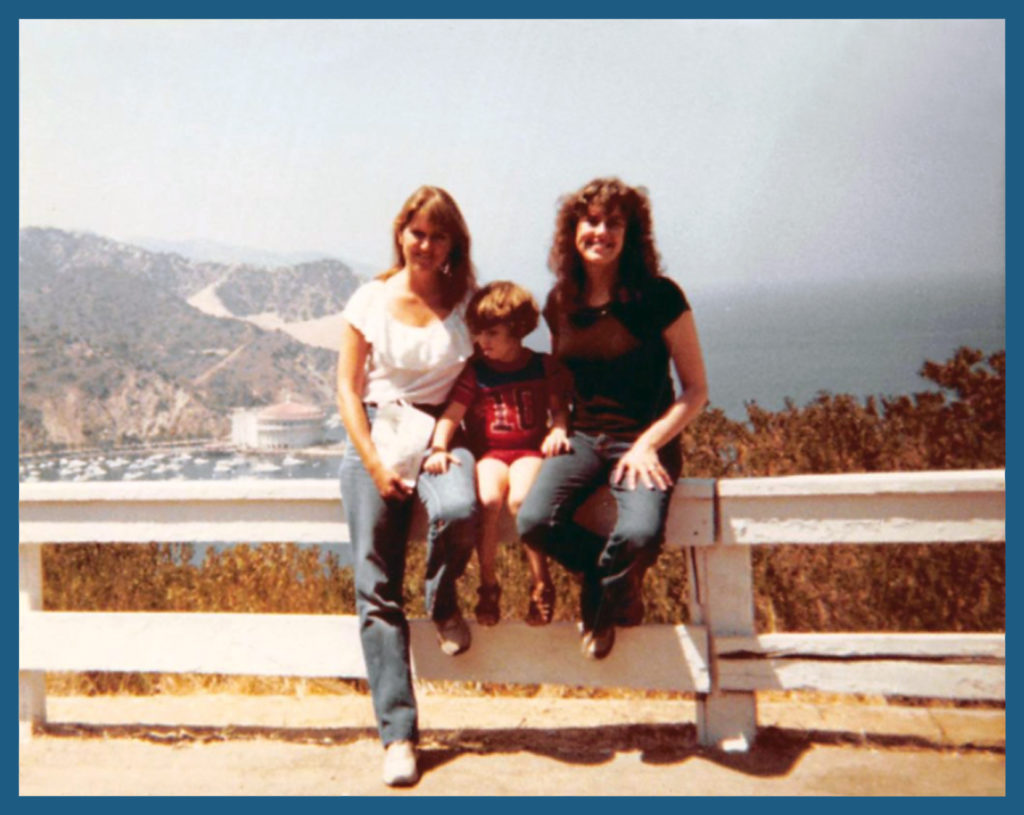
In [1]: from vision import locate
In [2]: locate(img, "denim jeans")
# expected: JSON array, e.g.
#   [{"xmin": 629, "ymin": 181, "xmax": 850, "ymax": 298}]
[
  {"xmin": 339, "ymin": 406, "xmax": 478, "ymax": 746},
  {"xmin": 516, "ymin": 431, "xmax": 680, "ymax": 631}
]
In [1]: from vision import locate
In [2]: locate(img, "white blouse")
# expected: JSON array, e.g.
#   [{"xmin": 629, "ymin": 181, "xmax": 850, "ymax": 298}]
[{"xmin": 341, "ymin": 278, "xmax": 473, "ymax": 406}]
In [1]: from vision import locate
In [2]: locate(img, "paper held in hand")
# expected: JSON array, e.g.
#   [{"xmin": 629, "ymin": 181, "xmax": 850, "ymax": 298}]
[{"xmin": 370, "ymin": 401, "xmax": 437, "ymax": 487}]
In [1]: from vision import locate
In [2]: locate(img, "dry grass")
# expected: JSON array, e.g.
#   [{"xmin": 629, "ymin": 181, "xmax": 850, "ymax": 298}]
[
  {"xmin": 44, "ymin": 672, "xmax": 1004, "ymax": 714},
  {"xmin": 37, "ymin": 349, "xmax": 1005, "ymax": 701},
  {"xmin": 40, "ymin": 539, "xmax": 1003, "ymax": 704}
]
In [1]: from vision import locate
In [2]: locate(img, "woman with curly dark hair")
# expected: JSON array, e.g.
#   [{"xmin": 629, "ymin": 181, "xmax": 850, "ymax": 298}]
[{"xmin": 516, "ymin": 177, "xmax": 709, "ymax": 660}]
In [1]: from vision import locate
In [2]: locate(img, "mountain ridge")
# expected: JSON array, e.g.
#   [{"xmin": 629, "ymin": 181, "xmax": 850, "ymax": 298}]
[{"xmin": 19, "ymin": 227, "xmax": 361, "ymax": 451}]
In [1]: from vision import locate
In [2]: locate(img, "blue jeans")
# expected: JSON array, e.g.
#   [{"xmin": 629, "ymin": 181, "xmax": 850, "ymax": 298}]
[
  {"xmin": 516, "ymin": 431, "xmax": 680, "ymax": 631},
  {"xmin": 339, "ymin": 407, "xmax": 478, "ymax": 746}
]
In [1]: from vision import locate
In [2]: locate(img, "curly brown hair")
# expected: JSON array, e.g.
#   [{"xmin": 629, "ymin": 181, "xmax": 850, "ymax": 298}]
[
  {"xmin": 465, "ymin": 281, "xmax": 540, "ymax": 339},
  {"xmin": 548, "ymin": 177, "xmax": 663, "ymax": 308},
  {"xmin": 380, "ymin": 185, "xmax": 476, "ymax": 309}
]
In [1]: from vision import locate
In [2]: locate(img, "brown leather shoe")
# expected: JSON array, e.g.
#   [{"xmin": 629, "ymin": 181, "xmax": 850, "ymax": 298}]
[
  {"xmin": 581, "ymin": 625, "xmax": 616, "ymax": 660},
  {"xmin": 435, "ymin": 611, "xmax": 471, "ymax": 656}
]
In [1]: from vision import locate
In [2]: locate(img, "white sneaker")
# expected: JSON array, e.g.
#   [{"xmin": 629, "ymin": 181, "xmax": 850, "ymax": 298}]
[
  {"xmin": 382, "ymin": 740, "xmax": 419, "ymax": 787},
  {"xmin": 435, "ymin": 611, "xmax": 471, "ymax": 656}
]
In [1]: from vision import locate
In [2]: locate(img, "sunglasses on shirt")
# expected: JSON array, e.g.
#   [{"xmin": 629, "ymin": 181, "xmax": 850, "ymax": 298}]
[{"xmin": 568, "ymin": 303, "xmax": 616, "ymax": 329}]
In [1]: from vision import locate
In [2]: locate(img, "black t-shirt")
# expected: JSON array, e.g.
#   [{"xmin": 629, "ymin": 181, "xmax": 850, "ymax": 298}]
[{"xmin": 543, "ymin": 276, "xmax": 691, "ymax": 440}]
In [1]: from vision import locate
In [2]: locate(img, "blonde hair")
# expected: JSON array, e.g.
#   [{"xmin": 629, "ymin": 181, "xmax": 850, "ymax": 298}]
[
  {"xmin": 466, "ymin": 281, "xmax": 540, "ymax": 339},
  {"xmin": 379, "ymin": 185, "xmax": 476, "ymax": 309}
]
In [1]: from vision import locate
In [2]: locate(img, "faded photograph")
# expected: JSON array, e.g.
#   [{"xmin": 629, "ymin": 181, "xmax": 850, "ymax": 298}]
[{"xmin": 19, "ymin": 19, "xmax": 1004, "ymax": 795}]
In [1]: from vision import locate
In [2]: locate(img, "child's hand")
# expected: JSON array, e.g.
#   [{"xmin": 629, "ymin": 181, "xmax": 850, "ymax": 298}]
[
  {"xmin": 423, "ymin": 450, "xmax": 460, "ymax": 474},
  {"xmin": 541, "ymin": 427, "xmax": 571, "ymax": 457}
]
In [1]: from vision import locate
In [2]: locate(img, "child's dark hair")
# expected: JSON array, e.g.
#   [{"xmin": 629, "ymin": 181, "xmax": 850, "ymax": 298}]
[{"xmin": 466, "ymin": 281, "xmax": 540, "ymax": 339}]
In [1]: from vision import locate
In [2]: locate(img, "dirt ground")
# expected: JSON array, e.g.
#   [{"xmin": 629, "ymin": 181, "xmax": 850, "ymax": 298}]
[{"xmin": 20, "ymin": 691, "xmax": 1005, "ymax": 796}]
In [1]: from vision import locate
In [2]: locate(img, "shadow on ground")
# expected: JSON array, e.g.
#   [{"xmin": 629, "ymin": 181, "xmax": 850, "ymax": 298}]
[{"xmin": 38, "ymin": 721, "xmax": 1004, "ymax": 781}]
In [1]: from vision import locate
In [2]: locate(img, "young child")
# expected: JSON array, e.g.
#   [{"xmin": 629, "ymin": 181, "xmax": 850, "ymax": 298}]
[{"xmin": 424, "ymin": 281, "xmax": 572, "ymax": 626}]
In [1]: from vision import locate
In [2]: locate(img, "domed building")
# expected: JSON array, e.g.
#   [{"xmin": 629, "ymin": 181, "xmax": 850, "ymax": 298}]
[{"xmin": 231, "ymin": 399, "xmax": 326, "ymax": 449}]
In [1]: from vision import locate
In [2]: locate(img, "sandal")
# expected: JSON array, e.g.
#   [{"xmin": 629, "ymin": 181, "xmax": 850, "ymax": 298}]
[
  {"xmin": 475, "ymin": 582, "xmax": 501, "ymax": 626},
  {"xmin": 526, "ymin": 582, "xmax": 556, "ymax": 626}
]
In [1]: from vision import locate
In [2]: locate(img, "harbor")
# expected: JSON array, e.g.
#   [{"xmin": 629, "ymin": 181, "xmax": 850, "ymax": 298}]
[{"xmin": 18, "ymin": 412, "xmax": 347, "ymax": 484}]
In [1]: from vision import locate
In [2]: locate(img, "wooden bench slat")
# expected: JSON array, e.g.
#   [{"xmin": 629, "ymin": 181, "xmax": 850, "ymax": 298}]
[{"xmin": 19, "ymin": 611, "xmax": 711, "ymax": 693}]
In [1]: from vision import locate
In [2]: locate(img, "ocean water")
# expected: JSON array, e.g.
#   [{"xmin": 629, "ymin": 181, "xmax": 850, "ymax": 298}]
[
  {"xmin": 18, "ymin": 449, "xmax": 342, "ymax": 484},
  {"xmin": 665, "ymin": 272, "xmax": 1003, "ymax": 419}
]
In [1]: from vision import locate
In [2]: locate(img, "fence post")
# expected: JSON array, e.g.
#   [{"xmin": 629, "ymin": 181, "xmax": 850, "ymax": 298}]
[
  {"xmin": 688, "ymin": 484, "xmax": 757, "ymax": 750},
  {"xmin": 19, "ymin": 543, "xmax": 45, "ymax": 741}
]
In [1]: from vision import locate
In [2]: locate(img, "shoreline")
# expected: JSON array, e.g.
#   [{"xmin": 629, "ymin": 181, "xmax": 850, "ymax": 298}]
[{"xmin": 19, "ymin": 441, "xmax": 347, "ymax": 463}]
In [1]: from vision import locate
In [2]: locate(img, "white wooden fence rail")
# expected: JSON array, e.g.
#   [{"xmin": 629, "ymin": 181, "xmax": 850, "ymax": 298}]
[{"xmin": 19, "ymin": 469, "xmax": 1005, "ymax": 747}]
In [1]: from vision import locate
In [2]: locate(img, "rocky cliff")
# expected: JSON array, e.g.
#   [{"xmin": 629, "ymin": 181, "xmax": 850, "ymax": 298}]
[{"xmin": 19, "ymin": 227, "xmax": 361, "ymax": 451}]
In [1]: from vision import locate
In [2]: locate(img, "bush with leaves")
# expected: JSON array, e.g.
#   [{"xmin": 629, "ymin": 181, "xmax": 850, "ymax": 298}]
[{"xmin": 42, "ymin": 347, "xmax": 1005, "ymax": 679}]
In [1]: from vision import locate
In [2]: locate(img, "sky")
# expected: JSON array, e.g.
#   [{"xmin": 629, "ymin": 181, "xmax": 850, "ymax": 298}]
[{"xmin": 19, "ymin": 19, "xmax": 1004, "ymax": 302}]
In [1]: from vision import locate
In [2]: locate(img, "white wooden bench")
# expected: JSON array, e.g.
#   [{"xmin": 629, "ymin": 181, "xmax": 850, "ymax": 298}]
[{"xmin": 19, "ymin": 469, "xmax": 1005, "ymax": 747}]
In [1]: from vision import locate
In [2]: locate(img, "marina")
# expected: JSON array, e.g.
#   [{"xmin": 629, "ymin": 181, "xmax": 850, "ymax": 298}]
[
  {"xmin": 18, "ymin": 444, "xmax": 346, "ymax": 484},
  {"xmin": 18, "ymin": 442, "xmax": 354, "ymax": 565},
  {"xmin": 19, "ymin": 409, "xmax": 347, "ymax": 484}
]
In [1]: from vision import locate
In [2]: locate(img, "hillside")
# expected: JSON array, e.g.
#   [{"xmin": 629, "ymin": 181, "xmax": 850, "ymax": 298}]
[
  {"xmin": 18, "ymin": 228, "xmax": 360, "ymax": 451},
  {"xmin": 214, "ymin": 260, "xmax": 362, "ymax": 322}
]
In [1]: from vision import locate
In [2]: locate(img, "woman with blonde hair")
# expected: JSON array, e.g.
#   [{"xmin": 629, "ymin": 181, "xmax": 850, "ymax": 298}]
[
  {"xmin": 336, "ymin": 185, "xmax": 479, "ymax": 787},
  {"xmin": 517, "ymin": 177, "xmax": 709, "ymax": 660}
]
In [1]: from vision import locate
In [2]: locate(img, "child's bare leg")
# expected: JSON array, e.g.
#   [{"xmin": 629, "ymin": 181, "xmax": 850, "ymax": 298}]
[
  {"xmin": 508, "ymin": 456, "xmax": 549, "ymax": 585},
  {"xmin": 509, "ymin": 456, "xmax": 556, "ymax": 625},
  {"xmin": 475, "ymin": 454, "xmax": 510, "ymax": 578},
  {"xmin": 524, "ymin": 544, "xmax": 551, "ymax": 587}
]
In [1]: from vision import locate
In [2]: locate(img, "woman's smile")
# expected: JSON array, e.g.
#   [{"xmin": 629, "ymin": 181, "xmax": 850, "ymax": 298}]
[
  {"xmin": 575, "ymin": 206, "xmax": 625, "ymax": 269},
  {"xmin": 402, "ymin": 211, "xmax": 451, "ymax": 275}
]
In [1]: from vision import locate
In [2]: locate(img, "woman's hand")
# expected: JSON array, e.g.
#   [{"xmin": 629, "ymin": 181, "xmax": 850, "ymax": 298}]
[
  {"xmin": 423, "ymin": 450, "xmax": 461, "ymax": 475},
  {"xmin": 612, "ymin": 441, "xmax": 672, "ymax": 491},
  {"xmin": 370, "ymin": 463, "xmax": 415, "ymax": 500},
  {"xmin": 608, "ymin": 311, "xmax": 707, "ymax": 493},
  {"xmin": 541, "ymin": 427, "xmax": 571, "ymax": 457}
]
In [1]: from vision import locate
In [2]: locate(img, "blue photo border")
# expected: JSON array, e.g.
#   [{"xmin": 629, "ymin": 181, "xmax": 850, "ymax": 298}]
[{"xmin": 9, "ymin": 3, "xmax": 1013, "ymax": 807}]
